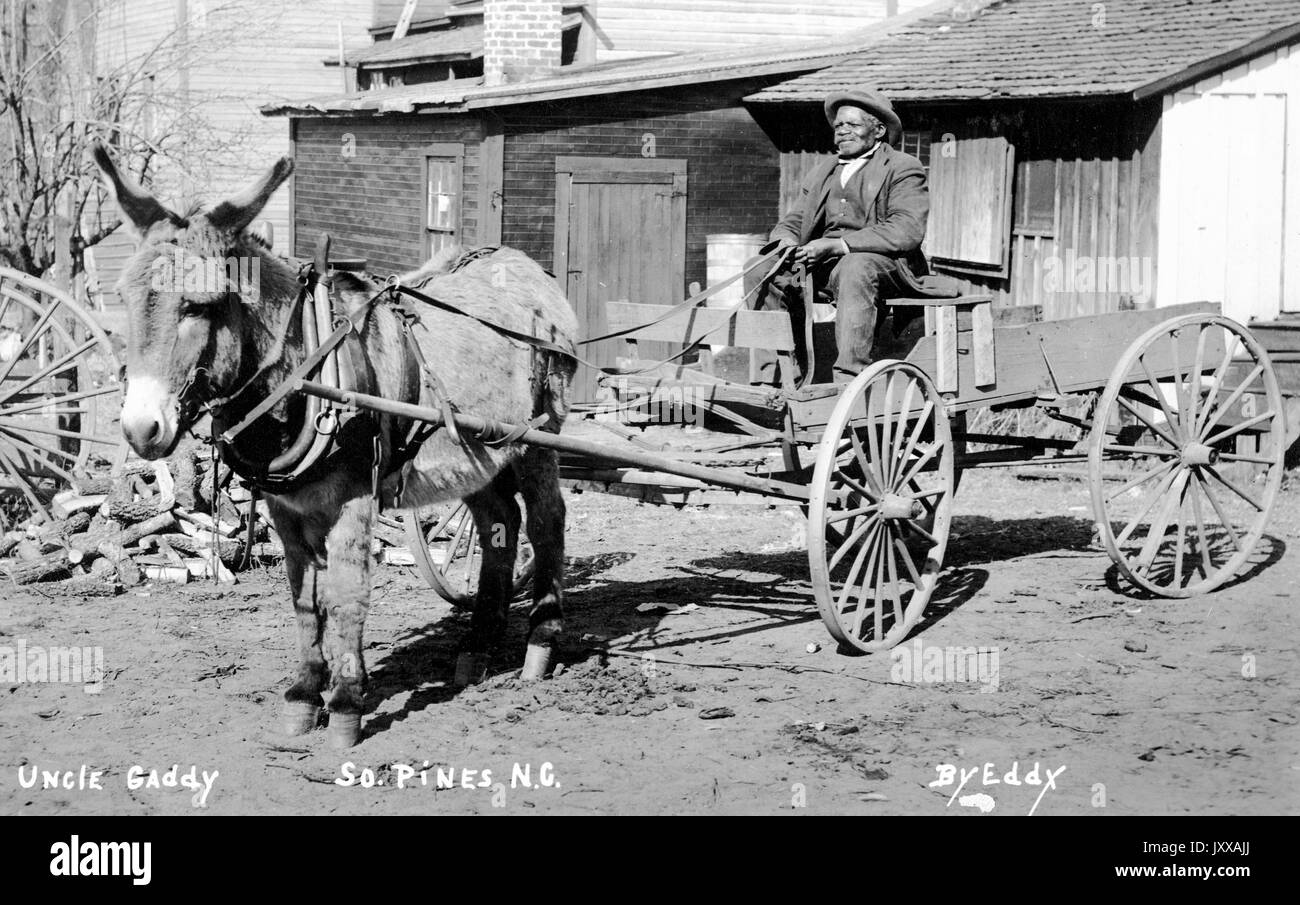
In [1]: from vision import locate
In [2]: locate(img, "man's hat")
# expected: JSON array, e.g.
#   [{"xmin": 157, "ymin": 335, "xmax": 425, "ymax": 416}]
[{"xmin": 824, "ymin": 88, "xmax": 902, "ymax": 145}]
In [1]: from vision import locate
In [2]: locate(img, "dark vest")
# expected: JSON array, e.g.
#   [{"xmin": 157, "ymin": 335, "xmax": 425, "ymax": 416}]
[{"xmin": 823, "ymin": 162, "xmax": 870, "ymax": 238}]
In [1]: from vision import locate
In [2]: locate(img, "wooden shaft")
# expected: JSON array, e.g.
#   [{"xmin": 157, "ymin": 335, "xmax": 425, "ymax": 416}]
[{"xmin": 296, "ymin": 380, "xmax": 809, "ymax": 501}]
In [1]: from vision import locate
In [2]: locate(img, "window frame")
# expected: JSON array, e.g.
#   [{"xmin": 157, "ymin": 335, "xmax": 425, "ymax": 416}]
[{"xmin": 422, "ymin": 142, "xmax": 464, "ymax": 257}]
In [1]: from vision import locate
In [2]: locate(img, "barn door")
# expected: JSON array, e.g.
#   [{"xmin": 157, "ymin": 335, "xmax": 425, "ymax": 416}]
[
  {"xmin": 554, "ymin": 157, "xmax": 687, "ymax": 401},
  {"xmin": 1159, "ymin": 91, "xmax": 1288, "ymax": 320}
]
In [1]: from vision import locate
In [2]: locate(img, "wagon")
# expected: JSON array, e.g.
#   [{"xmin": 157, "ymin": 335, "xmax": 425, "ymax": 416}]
[
  {"xmin": 297, "ymin": 255, "xmax": 1287, "ymax": 654},
  {"xmin": 0, "ymin": 268, "xmax": 124, "ymax": 526}
]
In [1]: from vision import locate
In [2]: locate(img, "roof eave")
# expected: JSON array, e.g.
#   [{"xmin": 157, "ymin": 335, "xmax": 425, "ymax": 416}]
[
  {"xmin": 360, "ymin": 51, "xmax": 480, "ymax": 70},
  {"xmin": 1132, "ymin": 21, "xmax": 1300, "ymax": 101},
  {"xmin": 465, "ymin": 54, "xmax": 856, "ymax": 110}
]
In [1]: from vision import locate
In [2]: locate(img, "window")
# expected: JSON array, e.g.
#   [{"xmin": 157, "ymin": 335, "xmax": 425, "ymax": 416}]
[
  {"xmin": 1014, "ymin": 158, "xmax": 1057, "ymax": 235},
  {"xmin": 424, "ymin": 143, "xmax": 463, "ymax": 255},
  {"xmin": 900, "ymin": 129, "xmax": 932, "ymax": 172}
]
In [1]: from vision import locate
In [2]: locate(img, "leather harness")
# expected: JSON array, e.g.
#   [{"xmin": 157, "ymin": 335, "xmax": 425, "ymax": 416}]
[{"xmin": 181, "ymin": 237, "xmax": 541, "ymax": 508}]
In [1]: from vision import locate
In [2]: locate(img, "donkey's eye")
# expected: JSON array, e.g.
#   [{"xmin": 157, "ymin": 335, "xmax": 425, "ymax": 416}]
[{"xmin": 179, "ymin": 301, "xmax": 213, "ymax": 319}]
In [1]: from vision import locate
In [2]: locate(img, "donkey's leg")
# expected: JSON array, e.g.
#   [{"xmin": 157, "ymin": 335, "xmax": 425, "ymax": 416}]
[
  {"xmin": 272, "ymin": 512, "xmax": 328, "ymax": 736},
  {"xmin": 320, "ymin": 493, "xmax": 375, "ymax": 748},
  {"xmin": 454, "ymin": 471, "xmax": 520, "ymax": 687},
  {"xmin": 517, "ymin": 447, "xmax": 565, "ymax": 681}
]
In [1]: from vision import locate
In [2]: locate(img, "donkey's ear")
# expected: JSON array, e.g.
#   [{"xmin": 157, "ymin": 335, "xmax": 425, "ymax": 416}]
[
  {"xmin": 91, "ymin": 141, "xmax": 171, "ymax": 237},
  {"xmin": 207, "ymin": 157, "xmax": 294, "ymax": 236}
]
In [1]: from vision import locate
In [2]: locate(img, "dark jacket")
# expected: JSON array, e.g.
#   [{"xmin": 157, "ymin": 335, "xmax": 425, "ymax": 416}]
[{"xmin": 770, "ymin": 142, "xmax": 930, "ymax": 275}]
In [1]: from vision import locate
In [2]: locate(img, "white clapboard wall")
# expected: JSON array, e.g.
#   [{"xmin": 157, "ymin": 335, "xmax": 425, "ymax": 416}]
[
  {"xmin": 591, "ymin": 0, "xmax": 934, "ymax": 59},
  {"xmin": 1156, "ymin": 42, "xmax": 1300, "ymax": 322},
  {"xmin": 88, "ymin": 0, "xmax": 374, "ymax": 308}
]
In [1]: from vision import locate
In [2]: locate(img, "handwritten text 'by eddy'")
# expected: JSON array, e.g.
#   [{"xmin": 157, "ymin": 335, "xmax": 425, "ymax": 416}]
[{"xmin": 930, "ymin": 762, "xmax": 1067, "ymax": 815}]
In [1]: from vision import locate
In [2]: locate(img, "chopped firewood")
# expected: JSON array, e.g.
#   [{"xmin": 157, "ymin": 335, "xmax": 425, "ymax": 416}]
[
  {"xmin": 1, "ymin": 551, "xmax": 73, "ymax": 584},
  {"xmin": 158, "ymin": 532, "xmax": 244, "ymax": 567},
  {"xmin": 0, "ymin": 531, "xmax": 22, "ymax": 557},
  {"xmin": 14, "ymin": 539, "xmax": 44, "ymax": 561},
  {"xmin": 184, "ymin": 556, "xmax": 236, "ymax": 584},
  {"xmin": 373, "ymin": 519, "xmax": 407, "ymax": 548},
  {"xmin": 176, "ymin": 509, "xmax": 240, "ymax": 538},
  {"xmin": 381, "ymin": 546, "xmax": 416, "ymax": 566},
  {"xmin": 61, "ymin": 575, "xmax": 123, "ymax": 598},
  {"xmin": 89, "ymin": 557, "xmax": 118, "ymax": 577},
  {"xmin": 69, "ymin": 511, "xmax": 176, "ymax": 562},
  {"xmin": 155, "ymin": 537, "xmax": 185, "ymax": 567},
  {"xmin": 33, "ymin": 511, "xmax": 92, "ymax": 542},
  {"xmin": 51, "ymin": 492, "xmax": 108, "ymax": 520},
  {"xmin": 100, "ymin": 496, "xmax": 172, "ymax": 524},
  {"xmin": 167, "ymin": 446, "xmax": 199, "ymax": 511},
  {"xmin": 249, "ymin": 541, "xmax": 284, "ymax": 561},
  {"xmin": 142, "ymin": 564, "xmax": 190, "ymax": 584},
  {"xmin": 70, "ymin": 460, "xmax": 154, "ymax": 496},
  {"xmin": 94, "ymin": 540, "xmax": 142, "ymax": 590}
]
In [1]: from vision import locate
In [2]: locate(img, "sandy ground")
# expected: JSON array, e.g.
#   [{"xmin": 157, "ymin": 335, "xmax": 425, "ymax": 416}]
[{"xmin": 2, "ymin": 469, "xmax": 1297, "ymax": 816}]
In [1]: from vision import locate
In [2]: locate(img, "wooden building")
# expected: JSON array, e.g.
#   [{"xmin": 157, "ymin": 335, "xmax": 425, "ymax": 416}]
[
  {"xmin": 267, "ymin": 1, "xmax": 943, "ymax": 397},
  {"xmin": 748, "ymin": 0, "xmax": 1300, "ymax": 327}
]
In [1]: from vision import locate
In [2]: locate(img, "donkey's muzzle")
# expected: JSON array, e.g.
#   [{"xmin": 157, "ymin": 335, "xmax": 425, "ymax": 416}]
[{"xmin": 121, "ymin": 375, "xmax": 179, "ymax": 460}]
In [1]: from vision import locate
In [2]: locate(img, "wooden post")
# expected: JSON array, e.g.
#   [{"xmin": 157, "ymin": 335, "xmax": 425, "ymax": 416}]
[{"xmin": 935, "ymin": 305, "xmax": 959, "ymax": 393}]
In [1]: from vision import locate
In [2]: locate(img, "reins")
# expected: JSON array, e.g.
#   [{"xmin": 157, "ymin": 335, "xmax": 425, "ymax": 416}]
[{"xmin": 188, "ymin": 238, "xmax": 793, "ymax": 497}]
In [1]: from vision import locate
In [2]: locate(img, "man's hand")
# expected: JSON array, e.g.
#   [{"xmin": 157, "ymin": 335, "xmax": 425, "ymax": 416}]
[{"xmin": 794, "ymin": 237, "xmax": 847, "ymax": 268}]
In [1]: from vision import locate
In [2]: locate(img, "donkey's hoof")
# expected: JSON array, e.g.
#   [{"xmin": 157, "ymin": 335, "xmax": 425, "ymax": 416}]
[
  {"xmin": 521, "ymin": 642, "xmax": 554, "ymax": 681},
  {"xmin": 327, "ymin": 712, "xmax": 362, "ymax": 749},
  {"xmin": 282, "ymin": 701, "xmax": 321, "ymax": 736},
  {"xmin": 454, "ymin": 652, "xmax": 488, "ymax": 687}
]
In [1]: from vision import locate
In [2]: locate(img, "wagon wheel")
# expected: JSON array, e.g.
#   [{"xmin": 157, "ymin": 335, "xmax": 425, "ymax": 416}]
[
  {"xmin": 809, "ymin": 360, "xmax": 955, "ymax": 653},
  {"xmin": 1088, "ymin": 314, "xmax": 1285, "ymax": 597},
  {"xmin": 404, "ymin": 500, "xmax": 537, "ymax": 607},
  {"xmin": 0, "ymin": 268, "xmax": 124, "ymax": 525}
]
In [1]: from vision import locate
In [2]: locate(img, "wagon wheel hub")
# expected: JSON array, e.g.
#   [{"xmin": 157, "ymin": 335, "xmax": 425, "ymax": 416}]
[
  {"xmin": 879, "ymin": 493, "xmax": 925, "ymax": 520},
  {"xmin": 1179, "ymin": 442, "xmax": 1219, "ymax": 467}
]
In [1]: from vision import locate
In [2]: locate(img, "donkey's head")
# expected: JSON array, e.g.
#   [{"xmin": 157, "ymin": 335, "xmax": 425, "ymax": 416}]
[{"xmin": 92, "ymin": 143, "xmax": 294, "ymax": 459}]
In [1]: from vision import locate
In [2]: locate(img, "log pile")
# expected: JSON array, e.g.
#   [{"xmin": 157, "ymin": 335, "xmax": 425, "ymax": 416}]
[{"xmin": 0, "ymin": 440, "xmax": 282, "ymax": 594}]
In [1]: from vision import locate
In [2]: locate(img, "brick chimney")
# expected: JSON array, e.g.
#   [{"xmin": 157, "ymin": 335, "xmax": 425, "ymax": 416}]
[{"xmin": 483, "ymin": 0, "xmax": 562, "ymax": 87}]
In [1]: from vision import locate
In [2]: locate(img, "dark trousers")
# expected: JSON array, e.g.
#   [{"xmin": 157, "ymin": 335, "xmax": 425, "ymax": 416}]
[{"xmin": 744, "ymin": 251, "xmax": 910, "ymax": 385}]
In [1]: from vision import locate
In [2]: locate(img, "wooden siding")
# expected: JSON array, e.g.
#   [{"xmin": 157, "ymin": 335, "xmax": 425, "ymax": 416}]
[
  {"xmin": 500, "ymin": 87, "xmax": 780, "ymax": 294},
  {"xmin": 89, "ymin": 0, "xmax": 374, "ymax": 307},
  {"xmin": 770, "ymin": 99, "xmax": 1163, "ymax": 321},
  {"xmin": 592, "ymin": 0, "xmax": 928, "ymax": 59},
  {"xmin": 293, "ymin": 116, "xmax": 486, "ymax": 274},
  {"xmin": 1157, "ymin": 43, "xmax": 1300, "ymax": 321}
]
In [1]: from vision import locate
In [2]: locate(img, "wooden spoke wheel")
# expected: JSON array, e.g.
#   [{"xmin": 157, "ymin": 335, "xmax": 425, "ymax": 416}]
[
  {"xmin": 0, "ymin": 269, "xmax": 124, "ymax": 525},
  {"xmin": 404, "ymin": 500, "xmax": 537, "ymax": 607},
  {"xmin": 1089, "ymin": 314, "xmax": 1285, "ymax": 597},
  {"xmin": 809, "ymin": 360, "xmax": 955, "ymax": 653}
]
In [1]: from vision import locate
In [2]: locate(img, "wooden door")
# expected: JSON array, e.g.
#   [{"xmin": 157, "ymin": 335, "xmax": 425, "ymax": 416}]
[{"xmin": 554, "ymin": 157, "xmax": 687, "ymax": 401}]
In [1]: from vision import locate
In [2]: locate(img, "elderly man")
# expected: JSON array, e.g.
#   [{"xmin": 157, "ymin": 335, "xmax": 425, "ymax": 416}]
[{"xmin": 747, "ymin": 88, "xmax": 931, "ymax": 385}]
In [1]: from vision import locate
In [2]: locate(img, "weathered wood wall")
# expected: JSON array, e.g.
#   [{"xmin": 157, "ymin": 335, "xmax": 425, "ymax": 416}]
[
  {"xmin": 762, "ymin": 99, "xmax": 1163, "ymax": 321},
  {"xmin": 501, "ymin": 86, "xmax": 781, "ymax": 291}
]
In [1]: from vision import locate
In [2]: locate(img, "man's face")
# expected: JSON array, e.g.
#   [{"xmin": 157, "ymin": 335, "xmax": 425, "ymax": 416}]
[{"xmin": 833, "ymin": 105, "xmax": 882, "ymax": 159}]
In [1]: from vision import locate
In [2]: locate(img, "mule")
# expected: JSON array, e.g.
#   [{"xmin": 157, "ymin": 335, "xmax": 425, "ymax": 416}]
[{"xmin": 92, "ymin": 145, "xmax": 578, "ymax": 747}]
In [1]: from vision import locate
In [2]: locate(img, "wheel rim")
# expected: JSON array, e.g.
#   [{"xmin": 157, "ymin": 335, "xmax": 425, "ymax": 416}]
[
  {"xmin": 0, "ymin": 269, "xmax": 124, "ymax": 524},
  {"xmin": 404, "ymin": 500, "xmax": 537, "ymax": 606},
  {"xmin": 1089, "ymin": 314, "xmax": 1285, "ymax": 597},
  {"xmin": 809, "ymin": 361, "xmax": 954, "ymax": 653}
]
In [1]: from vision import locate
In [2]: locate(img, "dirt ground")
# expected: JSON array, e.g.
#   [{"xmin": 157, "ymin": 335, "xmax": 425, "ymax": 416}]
[{"xmin": 2, "ymin": 468, "xmax": 1297, "ymax": 816}]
